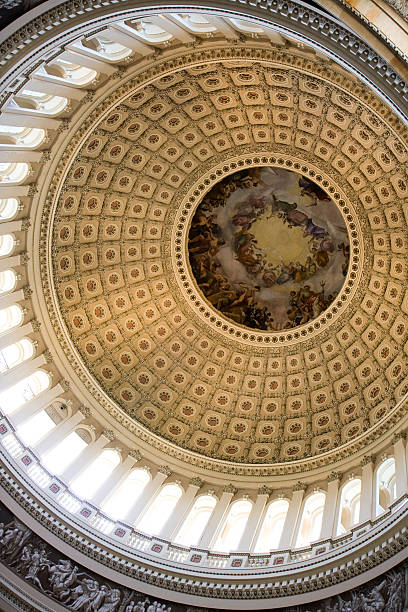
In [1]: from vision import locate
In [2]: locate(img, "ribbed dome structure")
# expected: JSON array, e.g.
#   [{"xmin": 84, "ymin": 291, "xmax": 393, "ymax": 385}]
[{"xmin": 0, "ymin": 1, "xmax": 408, "ymax": 610}]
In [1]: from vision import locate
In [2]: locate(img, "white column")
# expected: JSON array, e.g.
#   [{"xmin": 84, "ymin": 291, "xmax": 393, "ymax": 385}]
[
  {"xmin": 279, "ymin": 484, "xmax": 306, "ymax": 549},
  {"xmin": 25, "ymin": 78, "xmax": 88, "ymax": 100},
  {"xmin": 9, "ymin": 382, "xmax": 65, "ymax": 426},
  {"xmin": 394, "ymin": 433, "xmax": 408, "ymax": 498},
  {"xmin": 0, "ymin": 288, "xmax": 24, "ymax": 310},
  {"xmin": 0, "ymin": 220, "xmax": 22, "ymax": 234},
  {"xmin": 320, "ymin": 473, "xmax": 340, "ymax": 540},
  {"xmin": 238, "ymin": 488, "xmax": 269, "ymax": 552},
  {"xmin": 198, "ymin": 485, "xmax": 236, "ymax": 549},
  {"xmin": 33, "ymin": 406, "xmax": 90, "ymax": 456},
  {"xmin": 59, "ymin": 50, "xmax": 116, "ymax": 75},
  {"xmin": 0, "ymin": 353, "xmax": 46, "ymax": 389},
  {"xmin": 359, "ymin": 457, "xmax": 374, "ymax": 523},
  {"xmin": 160, "ymin": 478, "xmax": 202, "ymax": 541},
  {"xmin": 125, "ymin": 466, "xmax": 171, "ymax": 525},
  {"xmin": 0, "ymin": 322, "xmax": 35, "ymax": 351},
  {"xmin": 92, "ymin": 450, "xmax": 141, "ymax": 507},
  {"xmin": 60, "ymin": 429, "xmax": 114, "ymax": 484},
  {"xmin": 0, "ymin": 254, "xmax": 23, "ymax": 273}
]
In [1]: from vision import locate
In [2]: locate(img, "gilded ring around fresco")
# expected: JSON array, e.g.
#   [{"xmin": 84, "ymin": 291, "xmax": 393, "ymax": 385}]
[{"xmin": 188, "ymin": 166, "xmax": 350, "ymax": 331}]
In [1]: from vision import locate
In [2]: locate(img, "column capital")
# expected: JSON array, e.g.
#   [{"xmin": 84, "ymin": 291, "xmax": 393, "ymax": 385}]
[
  {"xmin": 328, "ymin": 471, "xmax": 341, "ymax": 482},
  {"xmin": 128, "ymin": 449, "xmax": 142, "ymax": 461},
  {"xmin": 190, "ymin": 477, "xmax": 203, "ymax": 488},
  {"xmin": 361, "ymin": 454, "xmax": 374, "ymax": 467},
  {"xmin": 393, "ymin": 431, "xmax": 407, "ymax": 444},
  {"xmin": 78, "ymin": 405, "xmax": 91, "ymax": 418},
  {"xmin": 258, "ymin": 485, "xmax": 271, "ymax": 496},
  {"xmin": 158, "ymin": 465, "xmax": 172, "ymax": 477},
  {"xmin": 32, "ymin": 319, "xmax": 41, "ymax": 332},
  {"xmin": 23, "ymin": 285, "xmax": 32, "ymax": 299},
  {"xmin": 293, "ymin": 480, "xmax": 307, "ymax": 492},
  {"xmin": 222, "ymin": 483, "xmax": 237, "ymax": 495},
  {"xmin": 102, "ymin": 429, "xmax": 115, "ymax": 441},
  {"xmin": 60, "ymin": 379, "xmax": 70, "ymax": 392}
]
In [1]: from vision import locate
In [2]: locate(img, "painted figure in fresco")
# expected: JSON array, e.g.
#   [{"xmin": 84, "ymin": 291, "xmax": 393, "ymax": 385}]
[{"xmin": 298, "ymin": 176, "xmax": 331, "ymax": 204}]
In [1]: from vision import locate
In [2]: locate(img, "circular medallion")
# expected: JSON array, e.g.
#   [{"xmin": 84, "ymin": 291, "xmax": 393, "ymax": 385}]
[{"xmin": 188, "ymin": 166, "xmax": 349, "ymax": 331}]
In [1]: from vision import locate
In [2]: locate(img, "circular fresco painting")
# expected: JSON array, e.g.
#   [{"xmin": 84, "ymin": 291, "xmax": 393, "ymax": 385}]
[{"xmin": 188, "ymin": 167, "xmax": 350, "ymax": 331}]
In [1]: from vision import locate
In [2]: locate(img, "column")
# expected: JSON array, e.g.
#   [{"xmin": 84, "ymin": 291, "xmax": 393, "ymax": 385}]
[
  {"xmin": 160, "ymin": 477, "xmax": 203, "ymax": 541},
  {"xmin": 279, "ymin": 483, "xmax": 306, "ymax": 549},
  {"xmin": 60, "ymin": 429, "xmax": 114, "ymax": 484},
  {"xmin": 125, "ymin": 465, "xmax": 171, "ymax": 525},
  {"xmin": 0, "ymin": 288, "xmax": 24, "ymax": 309},
  {"xmin": 0, "ymin": 254, "xmax": 22, "ymax": 273},
  {"xmin": 239, "ymin": 487, "xmax": 269, "ymax": 552},
  {"xmin": 0, "ymin": 220, "xmax": 23, "ymax": 236},
  {"xmin": 0, "ymin": 353, "xmax": 47, "ymax": 389},
  {"xmin": 359, "ymin": 456, "xmax": 374, "ymax": 523},
  {"xmin": 92, "ymin": 450, "xmax": 141, "ymax": 507},
  {"xmin": 10, "ymin": 382, "xmax": 65, "ymax": 426},
  {"xmin": 0, "ymin": 321, "xmax": 35, "ymax": 351},
  {"xmin": 33, "ymin": 406, "xmax": 90, "ymax": 456},
  {"xmin": 394, "ymin": 433, "xmax": 408, "ymax": 498},
  {"xmin": 198, "ymin": 484, "xmax": 236, "ymax": 549},
  {"xmin": 320, "ymin": 472, "xmax": 340, "ymax": 540}
]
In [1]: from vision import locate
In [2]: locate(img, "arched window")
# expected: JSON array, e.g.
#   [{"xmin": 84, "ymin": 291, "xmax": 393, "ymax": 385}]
[
  {"xmin": 174, "ymin": 494, "xmax": 217, "ymax": 546},
  {"xmin": 42, "ymin": 429, "xmax": 88, "ymax": 474},
  {"xmin": 227, "ymin": 18, "xmax": 265, "ymax": 33},
  {"xmin": 137, "ymin": 483, "xmax": 182, "ymax": 535},
  {"xmin": 213, "ymin": 499, "xmax": 252, "ymax": 552},
  {"xmin": 42, "ymin": 60, "xmax": 97, "ymax": 86},
  {"xmin": 337, "ymin": 479, "xmax": 361, "ymax": 535},
  {"xmin": 127, "ymin": 19, "xmax": 173, "ymax": 43},
  {"xmin": 0, "ymin": 126, "xmax": 45, "ymax": 148},
  {"xmin": 80, "ymin": 36, "xmax": 132, "ymax": 61},
  {"xmin": 254, "ymin": 499, "xmax": 289, "ymax": 552},
  {"xmin": 0, "ymin": 338, "xmax": 34, "ymax": 373},
  {"xmin": 0, "ymin": 270, "xmax": 17, "ymax": 295},
  {"xmin": 376, "ymin": 458, "xmax": 396, "ymax": 515},
  {"xmin": 296, "ymin": 492, "xmax": 326, "ymax": 547},
  {"xmin": 13, "ymin": 90, "xmax": 68, "ymax": 115},
  {"xmin": 71, "ymin": 449, "xmax": 121, "ymax": 499},
  {"xmin": 0, "ymin": 162, "xmax": 29, "ymax": 184},
  {"xmin": 0, "ymin": 235, "xmax": 15, "ymax": 257},
  {"xmin": 172, "ymin": 14, "xmax": 217, "ymax": 33},
  {"xmin": 0, "ymin": 198, "xmax": 19, "ymax": 220},
  {"xmin": 101, "ymin": 468, "xmax": 151, "ymax": 519},
  {"xmin": 17, "ymin": 409, "xmax": 56, "ymax": 446},
  {"xmin": 0, "ymin": 304, "xmax": 23, "ymax": 334},
  {"xmin": 0, "ymin": 369, "xmax": 50, "ymax": 415}
]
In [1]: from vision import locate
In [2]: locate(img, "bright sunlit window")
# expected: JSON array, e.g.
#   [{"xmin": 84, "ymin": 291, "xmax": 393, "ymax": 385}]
[
  {"xmin": 0, "ymin": 338, "xmax": 34, "ymax": 373},
  {"xmin": 0, "ymin": 235, "xmax": 15, "ymax": 258},
  {"xmin": 296, "ymin": 492, "xmax": 325, "ymax": 547},
  {"xmin": 0, "ymin": 270, "xmax": 16, "ymax": 295},
  {"xmin": 337, "ymin": 479, "xmax": 361, "ymax": 535},
  {"xmin": 137, "ymin": 483, "xmax": 182, "ymax": 535},
  {"xmin": 17, "ymin": 409, "xmax": 56, "ymax": 446},
  {"xmin": 0, "ymin": 304, "xmax": 23, "ymax": 334},
  {"xmin": 254, "ymin": 499, "xmax": 289, "ymax": 552},
  {"xmin": 0, "ymin": 370, "xmax": 50, "ymax": 415},
  {"xmin": 174, "ymin": 494, "xmax": 216, "ymax": 546},
  {"xmin": 213, "ymin": 499, "xmax": 252, "ymax": 552},
  {"xmin": 102, "ymin": 468, "xmax": 151, "ymax": 519},
  {"xmin": 0, "ymin": 198, "xmax": 19, "ymax": 220},
  {"xmin": 42, "ymin": 430, "xmax": 87, "ymax": 474},
  {"xmin": 71, "ymin": 449, "xmax": 121, "ymax": 499},
  {"xmin": 376, "ymin": 458, "xmax": 396, "ymax": 516}
]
